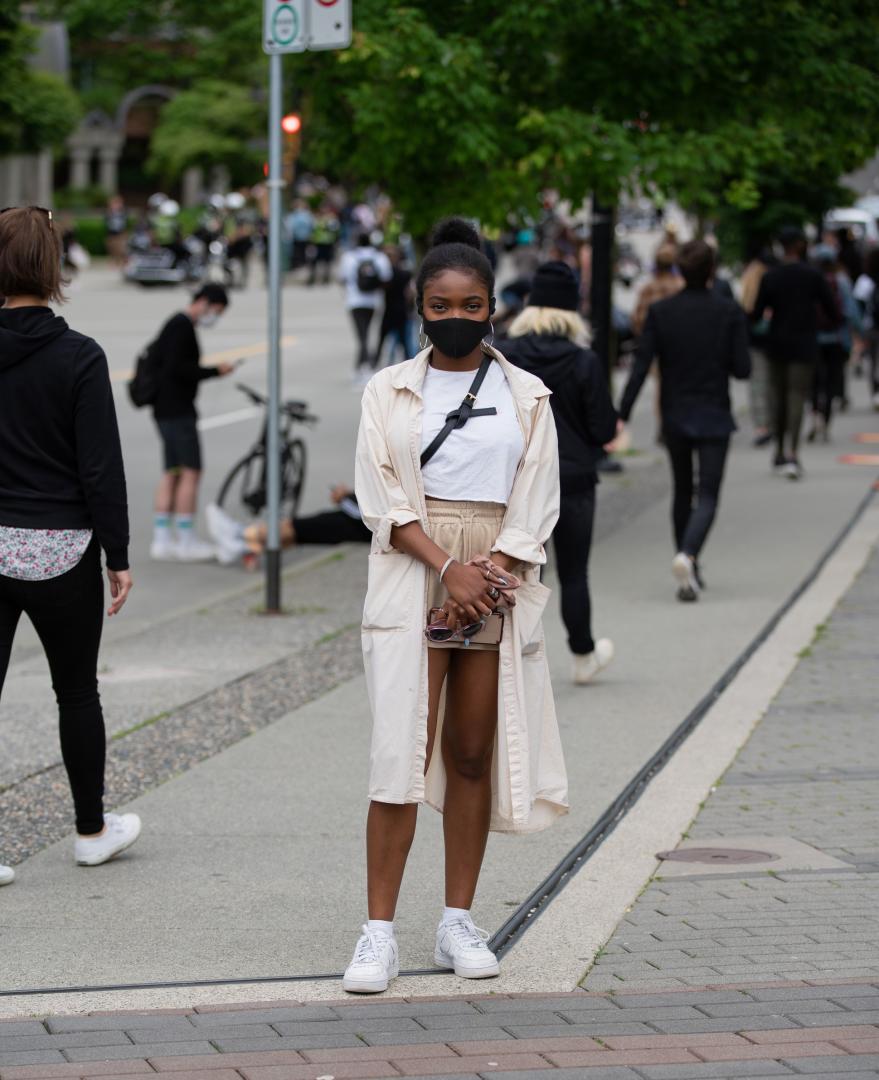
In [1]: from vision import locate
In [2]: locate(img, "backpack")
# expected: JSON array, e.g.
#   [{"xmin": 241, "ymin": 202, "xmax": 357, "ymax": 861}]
[
  {"xmin": 356, "ymin": 255, "xmax": 382, "ymax": 293},
  {"xmin": 127, "ymin": 339, "xmax": 162, "ymax": 408},
  {"xmin": 815, "ymin": 273, "xmax": 843, "ymax": 333}
]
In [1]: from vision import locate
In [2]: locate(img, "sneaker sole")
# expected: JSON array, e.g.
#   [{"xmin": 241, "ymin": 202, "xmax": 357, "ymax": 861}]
[
  {"xmin": 672, "ymin": 556, "xmax": 700, "ymax": 600},
  {"xmin": 342, "ymin": 963, "xmax": 399, "ymax": 994},
  {"xmin": 76, "ymin": 826, "xmax": 142, "ymax": 867},
  {"xmin": 434, "ymin": 949, "xmax": 500, "ymax": 979}
]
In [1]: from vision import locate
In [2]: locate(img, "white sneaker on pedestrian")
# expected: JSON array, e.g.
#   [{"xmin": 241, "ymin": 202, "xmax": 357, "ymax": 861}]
[
  {"xmin": 572, "ymin": 638, "xmax": 615, "ymax": 685},
  {"xmin": 173, "ymin": 537, "xmax": 217, "ymax": 562},
  {"xmin": 0, "ymin": 865, "xmax": 14, "ymax": 886},
  {"xmin": 149, "ymin": 537, "xmax": 177, "ymax": 561},
  {"xmin": 75, "ymin": 813, "xmax": 142, "ymax": 866},
  {"xmin": 435, "ymin": 913, "xmax": 500, "ymax": 979},
  {"xmin": 672, "ymin": 552, "xmax": 701, "ymax": 602},
  {"xmin": 784, "ymin": 459, "xmax": 804, "ymax": 481},
  {"xmin": 206, "ymin": 504, "xmax": 248, "ymax": 565},
  {"xmin": 342, "ymin": 924, "xmax": 399, "ymax": 993}
]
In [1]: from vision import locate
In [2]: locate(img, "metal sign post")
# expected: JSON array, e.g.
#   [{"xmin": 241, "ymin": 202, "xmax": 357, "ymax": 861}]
[{"xmin": 261, "ymin": 0, "xmax": 350, "ymax": 612}]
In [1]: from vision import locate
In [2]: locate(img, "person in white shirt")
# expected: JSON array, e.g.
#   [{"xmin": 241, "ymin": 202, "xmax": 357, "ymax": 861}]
[
  {"xmin": 345, "ymin": 218, "xmax": 565, "ymax": 995},
  {"xmin": 338, "ymin": 233, "xmax": 392, "ymax": 379}
]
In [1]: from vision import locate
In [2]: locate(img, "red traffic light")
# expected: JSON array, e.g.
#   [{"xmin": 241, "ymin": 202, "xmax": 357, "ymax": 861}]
[{"xmin": 281, "ymin": 113, "xmax": 302, "ymax": 134}]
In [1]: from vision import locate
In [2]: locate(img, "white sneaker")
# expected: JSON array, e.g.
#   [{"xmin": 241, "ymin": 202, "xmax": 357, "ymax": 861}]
[
  {"xmin": 75, "ymin": 813, "xmax": 142, "ymax": 866},
  {"xmin": 0, "ymin": 865, "xmax": 14, "ymax": 886},
  {"xmin": 572, "ymin": 638, "xmax": 615, "ymax": 685},
  {"xmin": 672, "ymin": 552, "xmax": 701, "ymax": 602},
  {"xmin": 173, "ymin": 537, "xmax": 217, "ymax": 562},
  {"xmin": 435, "ymin": 914, "xmax": 500, "ymax": 979},
  {"xmin": 206, "ymin": 504, "xmax": 248, "ymax": 565},
  {"xmin": 784, "ymin": 459, "xmax": 803, "ymax": 481},
  {"xmin": 149, "ymin": 536, "xmax": 177, "ymax": 561},
  {"xmin": 342, "ymin": 924, "xmax": 399, "ymax": 994}
]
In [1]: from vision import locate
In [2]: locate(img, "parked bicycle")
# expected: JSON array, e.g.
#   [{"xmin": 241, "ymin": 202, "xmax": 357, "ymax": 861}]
[{"xmin": 216, "ymin": 384, "xmax": 318, "ymax": 520}]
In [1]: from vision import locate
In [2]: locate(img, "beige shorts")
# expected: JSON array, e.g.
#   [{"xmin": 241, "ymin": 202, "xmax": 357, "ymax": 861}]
[{"xmin": 424, "ymin": 497, "xmax": 506, "ymax": 651}]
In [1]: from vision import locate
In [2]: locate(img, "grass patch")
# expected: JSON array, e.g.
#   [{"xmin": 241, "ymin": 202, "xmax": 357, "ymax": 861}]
[
  {"xmin": 798, "ymin": 619, "xmax": 829, "ymax": 659},
  {"xmin": 316, "ymin": 622, "xmax": 359, "ymax": 646},
  {"xmin": 110, "ymin": 711, "xmax": 171, "ymax": 742}
]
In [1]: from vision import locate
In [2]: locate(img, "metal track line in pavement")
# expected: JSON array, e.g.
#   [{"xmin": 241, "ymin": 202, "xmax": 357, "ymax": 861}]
[{"xmin": 3, "ymin": 482, "xmax": 875, "ymax": 1000}]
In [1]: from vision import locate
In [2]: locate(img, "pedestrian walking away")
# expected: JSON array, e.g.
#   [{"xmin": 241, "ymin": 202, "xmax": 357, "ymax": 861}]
[
  {"xmin": 147, "ymin": 283, "xmax": 235, "ymax": 561},
  {"xmin": 347, "ymin": 217, "xmax": 566, "ymax": 994},
  {"xmin": 751, "ymin": 226, "xmax": 841, "ymax": 479},
  {"xmin": 501, "ymin": 260, "xmax": 618, "ymax": 685},
  {"xmin": 0, "ymin": 206, "xmax": 139, "ymax": 885},
  {"xmin": 375, "ymin": 243, "xmax": 416, "ymax": 366},
  {"xmin": 808, "ymin": 243, "xmax": 860, "ymax": 443},
  {"xmin": 739, "ymin": 242, "xmax": 774, "ymax": 447},
  {"xmin": 338, "ymin": 232, "xmax": 392, "ymax": 383},
  {"xmin": 853, "ymin": 248, "xmax": 879, "ymax": 410},
  {"xmin": 618, "ymin": 239, "xmax": 751, "ymax": 602}
]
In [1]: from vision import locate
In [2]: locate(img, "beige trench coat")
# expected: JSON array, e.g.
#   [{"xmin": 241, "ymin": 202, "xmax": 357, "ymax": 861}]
[{"xmin": 354, "ymin": 345, "xmax": 568, "ymax": 833}]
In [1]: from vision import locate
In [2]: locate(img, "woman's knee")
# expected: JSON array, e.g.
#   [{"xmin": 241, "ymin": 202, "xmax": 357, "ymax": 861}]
[{"xmin": 446, "ymin": 742, "xmax": 493, "ymax": 781}]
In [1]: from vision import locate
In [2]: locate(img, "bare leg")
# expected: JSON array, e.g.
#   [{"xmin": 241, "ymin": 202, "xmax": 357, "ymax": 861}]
[
  {"xmin": 154, "ymin": 471, "xmax": 178, "ymax": 514},
  {"xmin": 365, "ymin": 648, "xmax": 449, "ymax": 920},
  {"xmin": 173, "ymin": 467, "xmax": 201, "ymax": 515},
  {"xmin": 441, "ymin": 649, "xmax": 499, "ymax": 909}
]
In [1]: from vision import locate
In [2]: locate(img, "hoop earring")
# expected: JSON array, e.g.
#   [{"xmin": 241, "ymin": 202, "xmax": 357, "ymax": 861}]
[{"xmin": 419, "ymin": 321, "xmax": 428, "ymax": 350}]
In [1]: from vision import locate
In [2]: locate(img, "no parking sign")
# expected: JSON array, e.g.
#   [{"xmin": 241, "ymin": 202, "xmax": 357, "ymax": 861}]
[{"xmin": 308, "ymin": 0, "xmax": 352, "ymax": 49}]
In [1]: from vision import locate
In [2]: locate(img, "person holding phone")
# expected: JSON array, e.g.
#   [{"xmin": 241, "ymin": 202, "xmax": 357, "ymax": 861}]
[
  {"xmin": 0, "ymin": 206, "xmax": 138, "ymax": 883},
  {"xmin": 148, "ymin": 283, "xmax": 235, "ymax": 561},
  {"xmin": 345, "ymin": 218, "xmax": 566, "ymax": 994}
]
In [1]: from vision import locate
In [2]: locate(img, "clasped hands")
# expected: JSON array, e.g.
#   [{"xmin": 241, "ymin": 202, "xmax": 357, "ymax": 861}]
[{"xmin": 438, "ymin": 554, "xmax": 521, "ymax": 631}]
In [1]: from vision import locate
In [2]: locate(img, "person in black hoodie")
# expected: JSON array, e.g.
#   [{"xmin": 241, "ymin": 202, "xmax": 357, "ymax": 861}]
[
  {"xmin": 0, "ymin": 206, "xmax": 140, "ymax": 885},
  {"xmin": 618, "ymin": 240, "xmax": 751, "ymax": 602},
  {"xmin": 501, "ymin": 261, "xmax": 618, "ymax": 684}
]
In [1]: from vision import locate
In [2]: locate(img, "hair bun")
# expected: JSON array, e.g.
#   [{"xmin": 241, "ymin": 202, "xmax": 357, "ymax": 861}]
[{"xmin": 430, "ymin": 217, "xmax": 481, "ymax": 251}]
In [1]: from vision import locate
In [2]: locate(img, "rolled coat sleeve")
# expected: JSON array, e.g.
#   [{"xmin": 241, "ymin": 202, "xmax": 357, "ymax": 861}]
[
  {"xmin": 491, "ymin": 395, "xmax": 560, "ymax": 567},
  {"xmin": 354, "ymin": 380, "xmax": 420, "ymax": 552}
]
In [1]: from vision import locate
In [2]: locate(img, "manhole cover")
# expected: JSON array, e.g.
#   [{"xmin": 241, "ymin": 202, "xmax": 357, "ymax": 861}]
[{"xmin": 656, "ymin": 847, "xmax": 780, "ymax": 864}]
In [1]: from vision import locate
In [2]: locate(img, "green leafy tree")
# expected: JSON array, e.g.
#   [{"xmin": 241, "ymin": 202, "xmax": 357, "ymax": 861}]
[
  {"xmin": 147, "ymin": 80, "xmax": 264, "ymax": 184},
  {"xmin": 0, "ymin": 10, "xmax": 80, "ymax": 155}
]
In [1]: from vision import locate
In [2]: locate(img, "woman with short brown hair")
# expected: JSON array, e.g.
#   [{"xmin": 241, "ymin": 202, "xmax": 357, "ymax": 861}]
[{"xmin": 0, "ymin": 206, "xmax": 139, "ymax": 887}]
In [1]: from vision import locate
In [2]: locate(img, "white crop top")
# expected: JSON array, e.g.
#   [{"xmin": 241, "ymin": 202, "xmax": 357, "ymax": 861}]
[{"xmin": 420, "ymin": 361, "xmax": 525, "ymax": 504}]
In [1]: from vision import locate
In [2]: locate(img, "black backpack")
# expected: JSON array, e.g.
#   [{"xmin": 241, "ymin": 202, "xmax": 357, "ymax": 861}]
[
  {"xmin": 127, "ymin": 339, "xmax": 162, "ymax": 408},
  {"xmin": 356, "ymin": 256, "xmax": 381, "ymax": 293}
]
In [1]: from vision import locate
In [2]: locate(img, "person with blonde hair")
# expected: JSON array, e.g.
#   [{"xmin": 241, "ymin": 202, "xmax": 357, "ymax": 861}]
[{"xmin": 502, "ymin": 261, "xmax": 618, "ymax": 684}]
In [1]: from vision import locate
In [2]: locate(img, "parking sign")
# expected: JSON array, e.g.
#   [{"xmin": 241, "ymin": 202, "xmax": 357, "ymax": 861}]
[{"xmin": 264, "ymin": 0, "xmax": 307, "ymax": 53}]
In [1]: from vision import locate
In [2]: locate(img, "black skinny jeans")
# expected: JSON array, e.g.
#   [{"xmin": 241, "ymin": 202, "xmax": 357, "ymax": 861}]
[
  {"xmin": 349, "ymin": 307, "xmax": 375, "ymax": 370},
  {"xmin": 0, "ymin": 540, "xmax": 106, "ymax": 835},
  {"xmin": 664, "ymin": 434, "xmax": 730, "ymax": 559},
  {"xmin": 551, "ymin": 488, "xmax": 596, "ymax": 656}
]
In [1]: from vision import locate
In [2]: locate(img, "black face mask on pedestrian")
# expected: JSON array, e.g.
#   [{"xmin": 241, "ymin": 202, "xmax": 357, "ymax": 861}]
[{"xmin": 423, "ymin": 316, "xmax": 491, "ymax": 359}]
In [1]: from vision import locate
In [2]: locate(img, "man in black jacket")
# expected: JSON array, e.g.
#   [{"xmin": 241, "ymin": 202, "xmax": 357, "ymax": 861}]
[
  {"xmin": 150, "ymin": 283, "xmax": 234, "ymax": 561},
  {"xmin": 619, "ymin": 240, "xmax": 750, "ymax": 602},
  {"xmin": 502, "ymin": 261, "xmax": 619, "ymax": 684},
  {"xmin": 751, "ymin": 227, "xmax": 840, "ymax": 478}
]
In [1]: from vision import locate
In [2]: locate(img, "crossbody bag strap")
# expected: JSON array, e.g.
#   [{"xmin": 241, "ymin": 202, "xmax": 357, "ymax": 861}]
[{"xmin": 420, "ymin": 354, "xmax": 497, "ymax": 468}]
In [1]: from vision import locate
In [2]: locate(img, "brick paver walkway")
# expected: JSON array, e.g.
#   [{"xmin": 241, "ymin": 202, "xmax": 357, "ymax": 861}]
[
  {"xmin": 583, "ymin": 541, "xmax": 879, "ymax": 994},
  {"xmin": 3, "ymin": 983, "xmax": 879, "ymax": 1079}
]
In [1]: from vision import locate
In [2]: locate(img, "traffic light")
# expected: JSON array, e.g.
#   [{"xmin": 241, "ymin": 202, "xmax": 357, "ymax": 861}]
[{"xmin": 281, "ymin": 114, "xmax": 302, "ymax": 184}]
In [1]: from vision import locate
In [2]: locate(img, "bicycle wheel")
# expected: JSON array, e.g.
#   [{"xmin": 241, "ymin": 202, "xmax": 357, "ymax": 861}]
[
  {"xmin": 281, "ymin": 438, "xmax": 307, "ymax": 519},
  {"xmin": 216, "ymin": 451, "xmax": 266, "ymax": 519}
]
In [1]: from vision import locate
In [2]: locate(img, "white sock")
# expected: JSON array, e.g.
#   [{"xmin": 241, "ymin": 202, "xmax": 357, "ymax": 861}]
[
  {"xmin": 443, "ymin": 906, "xmax": 471, "ymax": 923},
  {"xmin": 153, "ymin": 513, "xmax": 171, "ymax": 543},
  {"xmin": 367, "ymin": 918, "xmax": 394, "ymax": 937},
  {"xmin": 174, "ymin": 514, "xmax": 194, "ymax": 546}
]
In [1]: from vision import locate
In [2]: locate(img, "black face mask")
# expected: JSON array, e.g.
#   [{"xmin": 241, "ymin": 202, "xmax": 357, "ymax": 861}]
[{"xmin": 423, "ymin": 316, "xmax": 490, "ymax": 359}]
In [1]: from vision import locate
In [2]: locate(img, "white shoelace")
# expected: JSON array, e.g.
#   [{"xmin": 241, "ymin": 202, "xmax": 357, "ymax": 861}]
[
  {"xmin": 443, "ymin": 916, "xmax": 491, "ymax": 951},
  {"xmin": 353, "ymin": 924, "xmax": 391, "ymax": 965}
]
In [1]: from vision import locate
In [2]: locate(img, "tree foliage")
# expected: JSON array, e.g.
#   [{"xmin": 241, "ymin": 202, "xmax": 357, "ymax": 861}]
[
  {"xmin": 0, "ymin": 10, "xmax": 80, "ymax": 155},
  {"xmin": 147, "ymin": 80, "xmax": 263, "ymax": 184}
]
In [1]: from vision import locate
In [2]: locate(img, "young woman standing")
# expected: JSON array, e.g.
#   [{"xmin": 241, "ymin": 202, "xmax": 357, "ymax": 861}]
[
  {"xmin": 0, "ymin": 206, "xmax": 139, "ymax": 886},
  {"xmin": 347, "ymin": 219, "xmax": 566, "ymax": 993}
]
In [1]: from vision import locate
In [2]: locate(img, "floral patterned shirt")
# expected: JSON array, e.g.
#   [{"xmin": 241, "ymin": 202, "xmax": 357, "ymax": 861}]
[{"xmin": 0, "ymin": 526, "xmax": 93, "ymax": 582}]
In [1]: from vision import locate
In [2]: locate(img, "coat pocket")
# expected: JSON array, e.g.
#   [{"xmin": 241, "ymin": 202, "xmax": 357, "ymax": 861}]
[
  {"xmin": 362, "ymin": 551, "xmax": 416, "ymax": 631},
  {"xmin": 514, "ymin": 580, "xmax": 551, "ymax": 653}
]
